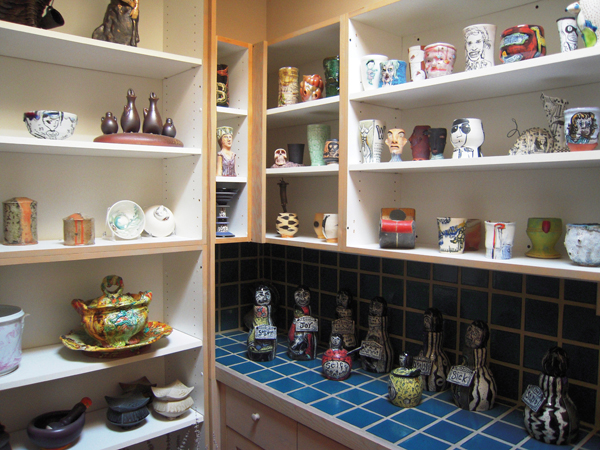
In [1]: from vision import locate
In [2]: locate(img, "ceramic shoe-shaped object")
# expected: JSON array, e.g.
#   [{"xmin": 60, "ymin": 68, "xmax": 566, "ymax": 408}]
[
  {"xmin": 101, "ymin": 112, "xmax": 119, "ymax": 134},
  {"xmin": 120, "ymin": 89, "xmax": 141, "ymax": 133}
]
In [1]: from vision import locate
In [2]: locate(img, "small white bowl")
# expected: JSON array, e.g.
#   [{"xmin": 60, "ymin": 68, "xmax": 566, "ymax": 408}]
[
  {"xmin": 106, "ymin": 200, "xmax": 145, "ymax": 240},
  {"xmin": 152, "ymin": 379, "xmax": 194, "ymax": 401},
  {"xmin": 153, "ymin": 396, "xmax": 194, "ymax": 419},
  {"xmin": 144, "ymin": 205, "xmax": 176, "ymax": 237},
  {"xmin": 23, "ymin": 111, "xmax": 78, "ymax": 140}
]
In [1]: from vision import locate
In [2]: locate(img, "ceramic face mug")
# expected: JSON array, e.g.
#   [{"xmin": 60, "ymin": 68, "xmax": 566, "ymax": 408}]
[
  {"xmin": 360, "ymin": 54, "xmax": 388, "ymax": 90},
  {"xmin": 379, "ymin": 60, "xmax": 407, "ymax": 87},
  {"xmin": 322, "ymin": 213, "xmax": 339, "ymax": 243},
  {"xmin": 564, "ymin": 107, "xmax": 600, "ymax": 151},
  {"xmin": 451, "ymin": 118, "xmax": 484, "ymax": 158},
  {"xmin": 424, "ymin": 43, "xmax": 456, "ymax": 78},
  {"xmin": 463, "ymin": 24, "xmax": 496, "ymax": 71}
]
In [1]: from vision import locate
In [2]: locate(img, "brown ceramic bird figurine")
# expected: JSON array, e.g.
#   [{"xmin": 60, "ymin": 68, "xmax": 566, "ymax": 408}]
[
  {"xmin": 162, "ymin": 118, "xmax": 176, "ymax": 138},
  {"xmin": 120, "ymin": 89, "xmax": 141, "ymax": 133},
  {"xmin": 143, "ymin": 92, "xmax": 163, "ymax": 135},
  {"xmin": 101, "ymin": 112, "xmax": 119, "ymax": 134}
]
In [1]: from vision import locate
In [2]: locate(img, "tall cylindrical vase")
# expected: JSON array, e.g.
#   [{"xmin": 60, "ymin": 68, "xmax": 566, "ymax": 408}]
[
  {"xmin": 323, "ymin": 56, "xmax": 340, "ymax": 97},
  {"xmin": 358, "ymin": 119, "xmax": 386, "ymax": 163},
  {"xmin": 278, "ymin": 67, "xmax": 299, "ymax": 107},
  {"xmin": 307, "ymin": 124, "xmax": 330, "ymax": 166}
]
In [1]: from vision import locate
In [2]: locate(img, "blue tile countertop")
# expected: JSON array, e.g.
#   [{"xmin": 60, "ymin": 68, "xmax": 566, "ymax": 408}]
[{"xmin": 216, "ymin": 331, "xmax": 600, "ymax": 450}]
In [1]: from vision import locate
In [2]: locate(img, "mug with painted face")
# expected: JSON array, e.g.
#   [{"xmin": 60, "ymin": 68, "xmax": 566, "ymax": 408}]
[
  {"xmin": 564, "ymin": 107, "xmax": 600, "ymax": 151},
  {"xmin": 360, "ymin": 54, "xmax": 388, "ymax": 90},
  {"xmin": 463, "ymin": 24, "xmax": 496, "ymax": 71},
  {"xmin": 386, "ymin": 128, "xmax": 408, "ymax": 162},
  {"xmin": 451, "ymin": 118, "xmax": 484, "ymax": 159},
  {"xmin": 424, "ymin": 43, "xmax": 456, "ymax": 78},
  {"xmin": 323, "ymin": 139, "xmax": 340, "ymax": 165},
  {"xmin": 379, "ymin": 60, "xmax": 407, "ymax": 87},
  {"xmin": 409, "ymin": 125, "xmax": 431, "ymax": 161}
]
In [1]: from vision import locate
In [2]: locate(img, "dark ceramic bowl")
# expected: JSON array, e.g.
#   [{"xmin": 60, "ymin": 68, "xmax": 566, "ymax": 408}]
[
  {"xmin": 106, "ymin": 405, "xmax": 149, "ymax": 429},
  {"xmin": 105, "ymin": 391, "xmax": 150, "ymax": 412},
  {"xmin": 27, "ymin": 410, "xmax": 85, "ymax": 449}
]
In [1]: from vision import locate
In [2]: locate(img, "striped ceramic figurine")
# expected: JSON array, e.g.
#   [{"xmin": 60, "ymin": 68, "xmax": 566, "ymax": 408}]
[{"xmin": 417, "ymin": 308, "xmax": 451, "ymax": 392}]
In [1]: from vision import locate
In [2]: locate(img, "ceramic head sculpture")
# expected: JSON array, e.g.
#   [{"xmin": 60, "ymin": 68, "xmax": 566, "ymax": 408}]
[
  {"xmin": 273, "ymin": 148, "xmax": 288, "ymax": 166},
  {"xmin": 409, "ymin": 125, "xmax": 431, "ymax": 160},
  {"xmin": 451, "ymin": 118, "xmax": 484, "ymax": 158},
  {"xmin": 386, "ymin": 128, "xmax": 408, "ymax": 162},
  {"xmin": 424, "ymin": 128, "xmax": 447, "ymax": 160},
  {"xmin": 216, "ymin": 126, "xmax": 236, "ymax": 177}
]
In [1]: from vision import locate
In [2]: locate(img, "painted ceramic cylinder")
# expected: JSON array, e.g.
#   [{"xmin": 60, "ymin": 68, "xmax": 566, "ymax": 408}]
[
  {"xmin": 359, "ymin": 119, "xmax": 386, "ymax": 163},
  {"xmin": 379, "ymin": 60, "xmax": 407, "ymax": 87},
  {"xmin": 3, "ymin": 197, "xmax": 37, "ymax": 245},
  {"xmin": 63, "ymin": 213, "xmax": 95, "ymax": 246},
  {"xmin": 485, "ymin": 221, "xmax": 516, "ymax": 259},
  {"xmin": 425, "ymin": 127, "xmax": 447, "ymax": 160},
  {"xmin": 557, "ymin": 17, "xmax": 579, "ymax": 52},
  {"xmin": 388, "ymin": 366, "xmax": 423, "ymax": 408},
  {"xmin": 526, "ymin": 218, "xmax": 562, "ymax": 259},
  {"xmin": 313, "ymin": 213, "xmax": 325, "ymax": 239},
  {"xmin": 424, "ymin": 43, "xmax": 456, "ymax": 78},
  {"xmin": 437, "ymin": 217, "xmax": 467, "ymax": 253},
  {"xmin": 451, "ymin": 118, "xmax": 484, "ymax": 158},
  {"xmin": 287, "ymin": 143, "xmax": 305, "ymax": 164},
  {"xmin": 323, "ymin": 56, "xmax": 340, "ymax": 97},
  {"xmin": 323, "ymin": 138, "xmax": 340, "ymax": 165},
  {"xmin": 408, "ymin": 45, "xmax": 426, "ymax": 81},
  {"xmin": 360, "ymin": 54, "xmax": 388, "ymax": 90},
  {"xmin": 276, "ymin": 213, "xmax": 299, "ymax": 238},
  {"xmin": 386, "ymin": 128, "xmax": 408, "ymax": 162},
  {"xmin": 564, "ymin": 223, "xmax": 600, "ymax": 266},
  {"xmin": 216, "ymin": 63, "xmax": 229, "ymax": 107},
  {"xmin": 500, "ymin": 25, "xmax": 546, "ymax": 63},
  {"xmin": 465, "ymin": 219, "xmax": 482, "ymax": 251},
  {"xmin": 463, "ymin": 24, "xmax": 496, "ymax": 71},
  {"xmin": 307, "ymin": 124, "xmax": 330, "ymax": 166},
  {"xmin": 300, "ymin": 74, "xmax": 323, "ymax": 102},
  {"xmin": 322, "ymin": 213, "xmax": 338, "ymax": 243},
  {"xmin": 564, "ymin": 107, "xmax": 600, "ymax": 151},
  {"xmin": 278, "ymin": 67, "xmax": 299, "ymax": 106},
  {"xmin": 409, "ymin": 125, "xmax": 431, "ymax": 161}
]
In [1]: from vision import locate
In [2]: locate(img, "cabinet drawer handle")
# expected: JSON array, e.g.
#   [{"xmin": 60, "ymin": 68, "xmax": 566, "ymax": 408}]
[{"xmin": 251, "ymin": 413, "xmax": 260, "ymax": 422}]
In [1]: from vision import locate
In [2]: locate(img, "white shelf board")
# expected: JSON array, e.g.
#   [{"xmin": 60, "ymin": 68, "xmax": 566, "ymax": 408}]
[
  {"xmin": 266, "ymin": 165, "xmax": 339, "ymax": 177},
  {"xmin": 0, "ymin": 329, "xmax": 202, "ymax": 391},
  {"xmin": 218, "ymin": 39, "xmax": 250, "ymax": 59},
  {"xmin": 217, "ymin": 176, "xmax": 248, "ymax": 183},
  {"xmin": 217, "ymin": 106, "xmax": 249, "ymax": 120},
  {"xmin": 349, "ymin": 151, "xmax": 600, "ymax": 174},
  {"xmin": 349, "ymin": 46, "xmax": 600, "ymax": 110},
  {"xmin": 0, "ymin": 236, "xmax": 203, "ymax": 266},
  {"xmin": 0, "ymin": 136, "xmax": 200, "ymax": 159},
  {"xmin": 265, "ymin": 232, "xmax": 339, "ymax": 251},
  {"xmin": 345, "ymin": 243, "xmax": 600, "ymax": 281},
  {"xmin": 10, "ymin": 408, "xmax": 203, "ymax": 450},
  {"xmin": 266, "ymin": 96, "xmax": 340, "ymax": 128},
  {"xmin": 0, "ymin": 21, "xmax": 202, "ymax": 79}
]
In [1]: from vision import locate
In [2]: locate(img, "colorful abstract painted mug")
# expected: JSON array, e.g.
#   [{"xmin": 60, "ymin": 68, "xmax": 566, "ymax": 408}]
[{"xmin": 485, "ymin": 221, "xmax": 516, "ymax": 259}]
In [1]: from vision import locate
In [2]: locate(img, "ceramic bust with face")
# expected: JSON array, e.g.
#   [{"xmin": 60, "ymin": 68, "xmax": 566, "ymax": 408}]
[
  {"xmin": 451, "ymin": 118, "xmax": 484, "ymax": 158},
  {"xmin": 424, "ymin": 128, "xmax": 447, "ymax": 160},
  {"xmin": 409, "ymin": 125, "xmax": 431, "ymax": 161},
  {"xmin": 386, "ymin": 128, "xmax": 408, "ymax": 162}
]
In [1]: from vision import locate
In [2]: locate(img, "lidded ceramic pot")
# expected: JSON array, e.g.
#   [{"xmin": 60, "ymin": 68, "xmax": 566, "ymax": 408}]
[
  {"xmin": 3, "ymin": 197, "xmax": 37, "ymax": 245},
  {"xmin": 63, "ymin": 213, "xmax": 95, "ymax": 246},
  {"xmin": 388, "ymin": 353, "xmax": 423, "ymax": 408}
]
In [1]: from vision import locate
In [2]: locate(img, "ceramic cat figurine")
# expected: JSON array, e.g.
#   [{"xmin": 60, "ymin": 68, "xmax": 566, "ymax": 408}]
[
  {"xmin": 360, "ymin": 296, "xmax": 393, "ymax": 373},
  {"xmin": 287, "ymin": 285, "xmax": 317, "ymax": 360},
  {"xmin": 247, "ymin": 284, "xmax": 278, "ymax": 362},
  {"xmin": 417, "ymin": 308, "xmax": 451, "ymax": 392}
]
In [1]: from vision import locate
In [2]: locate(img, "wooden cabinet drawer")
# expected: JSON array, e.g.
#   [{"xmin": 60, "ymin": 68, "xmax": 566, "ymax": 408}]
[
  {"xmin": 298, "ymin": 424, "xmax": 352, "ymax": 450},
  {"xmin": 224, "ymin": 386, "xmax": 297, "ymax": 450},
  {"xmin": 225, "ymin": 426, "xmax": 265, "ymax": 450}
]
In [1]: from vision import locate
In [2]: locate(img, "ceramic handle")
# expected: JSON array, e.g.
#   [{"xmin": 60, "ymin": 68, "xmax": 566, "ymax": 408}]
[
  {"xmin": 322, "ymin": 215, "xmax": 329, "ymax": 239},
  {"xmin": 251, "ymin": 413, "xmax": 260, "ymax": 422}
]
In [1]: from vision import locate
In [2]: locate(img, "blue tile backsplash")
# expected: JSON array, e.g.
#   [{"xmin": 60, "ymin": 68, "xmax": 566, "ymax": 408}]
[{"xmin": 215, "ymin": 243, "xmax": 600, "ymax": 429}]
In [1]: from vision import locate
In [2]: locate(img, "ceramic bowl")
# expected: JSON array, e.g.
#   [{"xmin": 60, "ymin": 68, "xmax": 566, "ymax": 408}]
[
  {"xmin": 106, "ymin": 405, "xmax": 149, "ymax": 429},
  {"xmin": 23, "ymin": 111, "xmax": 78, "ymax": 140},
  {"xmin": 105, "ymin": 391, "xmax": 151, "ymax": 412},
  {"xmin": 106, "ymin": 200, "xmax": 146, "ymax": 240},
  {"xmin": 152, "ymin": 396, "xmax": 194, "ymax": 419},
  {"xmin": 27, "ymin": 410, "xmax": 85, "ymax": 449},
  {"xmin": 144, "ymin": 205, "xmax": 176, "ymax": 237},
  {"xmin": 564, "ymin": 223, "xmax": 600, "ymax": 266},
  {"xmin": 151, "ymin": 379, "xmax": 194, "ymax": 401}
]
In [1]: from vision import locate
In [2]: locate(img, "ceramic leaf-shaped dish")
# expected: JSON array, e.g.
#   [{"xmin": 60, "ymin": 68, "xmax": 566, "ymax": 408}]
[{"xmin": 151, "ymin": 379, "xmax": 194, "ymax": 401}]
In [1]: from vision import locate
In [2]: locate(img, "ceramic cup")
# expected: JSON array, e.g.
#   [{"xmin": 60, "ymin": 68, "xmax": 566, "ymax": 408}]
[
  {"xmin": 360, "ymin": 54, "xmax": 388, "ymax": 90},
  {"xmin": 526, "ymin": 218, "xmax": 562, "ymax": 259},
  {"xmin": 464, "ymin": 219, "xmax": 482, "ymax": 251},
  {"xmin": 314, "ymin": 213, "xmax": 326, "ymax": 239},
  {"xmin": 485, "ymin": 221, "xmax": 516, "ymax": 259},
  {"xmin": 278, "ymin": 67, "xmax": 299, "ymax": 106},
  {"xmin": 564, "ymin": 107, "xmax": 600, "ymax": 151},
  {"xmin": 386, "ymin": 128, "xmax": 408, "ymax": 162},
  {"xmin": 408, "ymin": 45, "xmax": 426, "ymax": 81},
  {"xmin": 564, "ymin": 223, "xmax": 600, "ymax": 266},
  {"xmin": 323, "ymin": 138, "xmax": 339, "ymax": 165},
  {"xmin": 359, "ymin": 119, "xmax": 386, "ymax": 163},
  {"xmin": 307, "ymin": 124, "xmax": 330, "ymax": 166},
  {"xmin": 276, "ymin": 213, "xmax": 299, "ymax": 238},
  {"xmin": 463, "ymin": 24, "xmax": 496, "ymax": 71},
  {"xmin": 322, "ymin": 213, "xmax": 338, "ymax": 243},
  {"xmin": 379, "ymin": 60, "xmax": 407, "ymax": 87},
  {"xmin": 437, "ymin": 217, "xmax": 467, "ymax": 253},
  {"xmin": 557, "ymin": 17, "xmax": 579, "ymax": 52},
  {"xmin": 287, "ymin": 143, "xmax": 305, "ymax": 164},
  {"xmin": 451, "ymin": 118, "xmax": 484, "ymax": 158},
  {"xmin": 424, "ymin": 43, "xmax": 456, "ymax": 78},
  {"xmin": 323, "ymin": 56, "xmax": 340, "ymax": 97},
  {"xmin": 500, "ymin": 25, "xmax": 546, "ymax": 63},
  {"xmin": 3, "ymin": 197, "xmax": 37, "ymax": 245}
]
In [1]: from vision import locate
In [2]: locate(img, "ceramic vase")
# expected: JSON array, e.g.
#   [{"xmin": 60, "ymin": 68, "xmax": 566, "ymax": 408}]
[
  {"xmin": 322, "ymin": 213, "xmax": 338, "ymax": 243},
  {"xmin": 323, "ymin": 56, "xmax": 340, "ymax": 97},
  {"xmin": 485, "ymin": 221, "xmax": 516, "ymax": 260},
  {"xmin": 247, "ymin": 284, "xmax": 277, "ymax": 362},
  {"xmin": 388, "ymin": 354, "xmax": 423, "ymax": 408},
  {"xmin": 424, "ymin": 128, "xmax": 447, "ymax": 160},
  {"xmin": 360, "ymin": 54, "xmax": 388, "ymax": 90},
  {"xmin": 565, "ymin": 107, "xmax": 600, "ymax": 151},
  {"xmin": 322, "ymin": 334, "xmax": 352, "ymax": 381},
  {"xmin": 409, "ymin": 125, "xmax": 431, "ymax": 161},
  {"xmin": 408, "ymin": 45, "xmax": 426, "ymax": 81},
  {"xmin": 451, "ymin": 118, "xmax": 484, "ymax": 158},
  {"xmin": 360, "ymin": 297, "xmax": 393, "ymax": 373},
  {"xmin": 142, "ymin": 92, "xmax": 163, "ymax": 135},
  {"xmin": 424, "ymin": 43, "xmax": 456, "ymax": 78},
  {"xmin": 101, "ymin": 112, "xmax": 119, "ymax": 134},
  {"xmin": 500, "ymin": 25, "xmax": 546, "ymax": 63},
  {"xmin": 523, "ymin": 347, "xmax": 580, "ymax": 445},
  {"xmin": 359, "ymin": 119, "xmax": 386, "ymax": 163},
  {"xmin": 278, "ymin": 67, "xmax": 299, "ymax": 106},
  {"xmin": 276, "ymin": 213, "xmax": 299, "ymax": 238},
  {"xmin": 332, "ymin": 289, "xmax": 357, "ymax": 354},
  {"xmin": 526, "ymin": 218, "xmax": 562, "ymax": 258},
  {"xmin": 120, "ymin": 89, "xmax": 140, "ymax": 133},
  {"xmin": 564, "ymin": 223, "xmax": 600, "ymax": 266},
  {"xmin": 557, "ymin": 17, "xmax": 579, "ymax": 52},
  {"xmin": 288, "ymin": 286, "xmax": 317, "ymax": 360},
  {"xmin": 323, "ymin": 139, "xmax": 339, "ymax": 165},
  {"xmin": 313, "ymin": 213, "xmax": 325, "ymax": 239},
  {"xmin": 379, "ymin": 60, "xmax": 407, "ymax": 87},
  {"xmin": 463, "ymin": 24, "xmax": 496, "ymax": 71},
  {"xmin": 287, "ymin": 143, "xmax": 305, "ymax": 164},
  {"xmin": 300, "ymin": 74, "xmax": 323, "ymax": 102},
  {"xmin": 3, "ymin": 197, "xmax": 37, "ymax": 245},
  {"xmin": 464, "ymin": 219, "xmax": 482, "ymax": 251},
  {"xmin": 437, "ymin": 217, "xmax": 467, "ymax": 253},
  {"xmin": 217, "ymin": 63, "xmax": 229, "ymax": 107},
  {"xmin": 417, "ymin": 308, "xmax": 451, "ymax": 392},
  {"xmin": 307, "ymin": 124, "xmax": 330, "ymax": 166}
]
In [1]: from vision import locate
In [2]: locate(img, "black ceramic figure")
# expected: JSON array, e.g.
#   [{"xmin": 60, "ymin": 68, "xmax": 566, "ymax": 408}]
[
  {"xmin": 120, "ymin": 89, "xmax": 141, "ymax": 133},
  {"xmin": 0, "ymin": 422, "xmax": 10, "ymax": 450},
  {"xmin": 450, "ymin": 320, "xmax": 497, "ymax": 411},
  {"xmin": 417, "ymin": 308, "xmax": 451, "ymax": 392},
  {"xmin": 424, "ymin": 127, "xmax": 447, "ymax": 160},
  {"xmin": 101, "ymin": 112, "xmax": 119, "ymax": 134},
  {"xmin": 142, "ymin": 92, "xmax": 163, "ymax": 135},
  {"xmin": 247, "ymin": 284, "xmax": 278, "ymax": 362},
  {"xmin": 92, "ymin": 0, "xmax": 140, "ymax": 47},
  {"xmin": 331, "ymin": 289, "xmax": 357, "ymax": 355},
  {"xmin": 162, "ymin": 118, "xmax": 177, "ymax": 138},
  {"xmin": 523, "ymin": 347, "xmax": 580, "ymax": 445},
  {"xmin": 287, "ymin": 285, "xmax": 317, "ymax": 360},
  {"xmin": 360, "ymin": 296, "xmax": 393, "ymax": 373}
]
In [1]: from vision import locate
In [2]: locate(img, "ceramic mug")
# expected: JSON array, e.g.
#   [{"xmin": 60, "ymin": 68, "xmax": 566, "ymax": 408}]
[
  {"xmin": 359, "ymin": 119, "xmax": 386, "ymax": 163},
  {"xmin": 485, "ymin": 221, "xmax": 516, "ymax": 259},
  {"xmin": 409, "ymin": 125, "xmax": 431, "ymax": 161},
  {"xmin": 463, "ymin": 24, "xmax": 496, "ymax": 71},
  {"xmin": 499, "ymin": 25, "xmax": 546, "ymax": 63},
  {"xmin": 314, "ymin": 213, "xmax": 326, "ymax": 239},
  {"xmin": 564, "ymin": 107, "xmax": 600, "ymax": 151},
  {"xmin": 564, "ymin": 223, "xmax": 600, "ymax": 266},
  {"xmin": 424, "ymin": 43, "xmax": 456, "ymax": 78},
  {"xmin": 437, "ymin": 217, "xmax": 467, "ymax": 253},
  {"xmin": 557, "ymin": 17, "xmax": 579, "ymax": 52},
  {"xmin": 386, "ymin": 128, "xmax": 408, "ymax": 162},
  {"xmin": 425, "ymin": 128, "xmax": 447, "ymax": 160},
  {"xmin": 278, "ymin": 67, "xmax": 299, "ymax": 106},
  {"xmin": 451, "ymin": 118, "xmax": 484, "ymax": 158},
  {"xmin": 379, "ymin": 60, "xmax": 407, "ymax": 87},
  {"xmin": 360, "ymin": 54, "xmax": 388, "ymax": 90},
  {"xmin": 322, "ymin": 213, "xmax": 338, "ymax": 243},
  {"xmin": 323, "ymin": 56, "xmax": 340, "ymax": 97},
  {"xmin": 408, "ymin": 45, "xmax": 426, "ymax": 81},
  {"xmin": 526, "ymin": 217, "xmax": 562, "ymax": 259}
]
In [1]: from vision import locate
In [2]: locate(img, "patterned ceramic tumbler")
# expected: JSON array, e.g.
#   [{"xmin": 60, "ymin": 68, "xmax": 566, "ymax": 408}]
[
  {"xmin": 307, "ymin": 124, "xmax": 330, "ymax": 166},
  {"xmin": 3, "ymin": 197, "xmax": 38, "ymax": 245},
  {"xmin": 278, "ymin": 67, "xmax": 299, "ymax": 106}
]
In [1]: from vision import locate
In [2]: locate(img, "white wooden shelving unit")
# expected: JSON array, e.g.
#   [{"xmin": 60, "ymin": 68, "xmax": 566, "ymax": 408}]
[{"xmin": 0, "ymin": 0, "xmax": 207, "ymax": 447}]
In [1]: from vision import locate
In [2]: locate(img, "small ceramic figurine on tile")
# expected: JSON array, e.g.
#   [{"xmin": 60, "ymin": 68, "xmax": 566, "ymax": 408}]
[
  {"xmin": 416, "ymin": 308, "xmax": 451, "ymax": 392},
  {"xmin": 388, "ymin": 352, "xmax": 423, "ymax": 408},
  {"xmin": 322, "ymin": 333, "xmax": 353, "ymax": 381},
  {"xmin": 360, "ymin": 296, "xmax": 393, "ymax": 373},
  {"xmin": 386, "ymin": 128, "xmax": 408, "ymax": 162},
  {"xmin": 247, "ymin": 284, "xmax": 278, "ymax": 362},
  {"xmin": 523, "ymin": 346, "xmax": 580, "ymax": 445},
  {"xmin": 332, "ymin": 289, "xmax": 357, "ymax": 354},
  {"xmin": 288, "ymin": 285, "xmax": 317, "ymax": 360},
  {"xmin": 217, "ymin": 126, "xmax": 237, "ymax": 177},
  {"xmin": 450, "ymin": 320, "xmax": 497, "ymax": 411}
]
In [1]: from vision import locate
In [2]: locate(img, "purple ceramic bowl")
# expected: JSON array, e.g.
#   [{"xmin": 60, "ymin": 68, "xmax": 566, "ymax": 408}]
[{"xmin": 27, "ymin": 409, "xmax": 85, "ymax": 449}]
